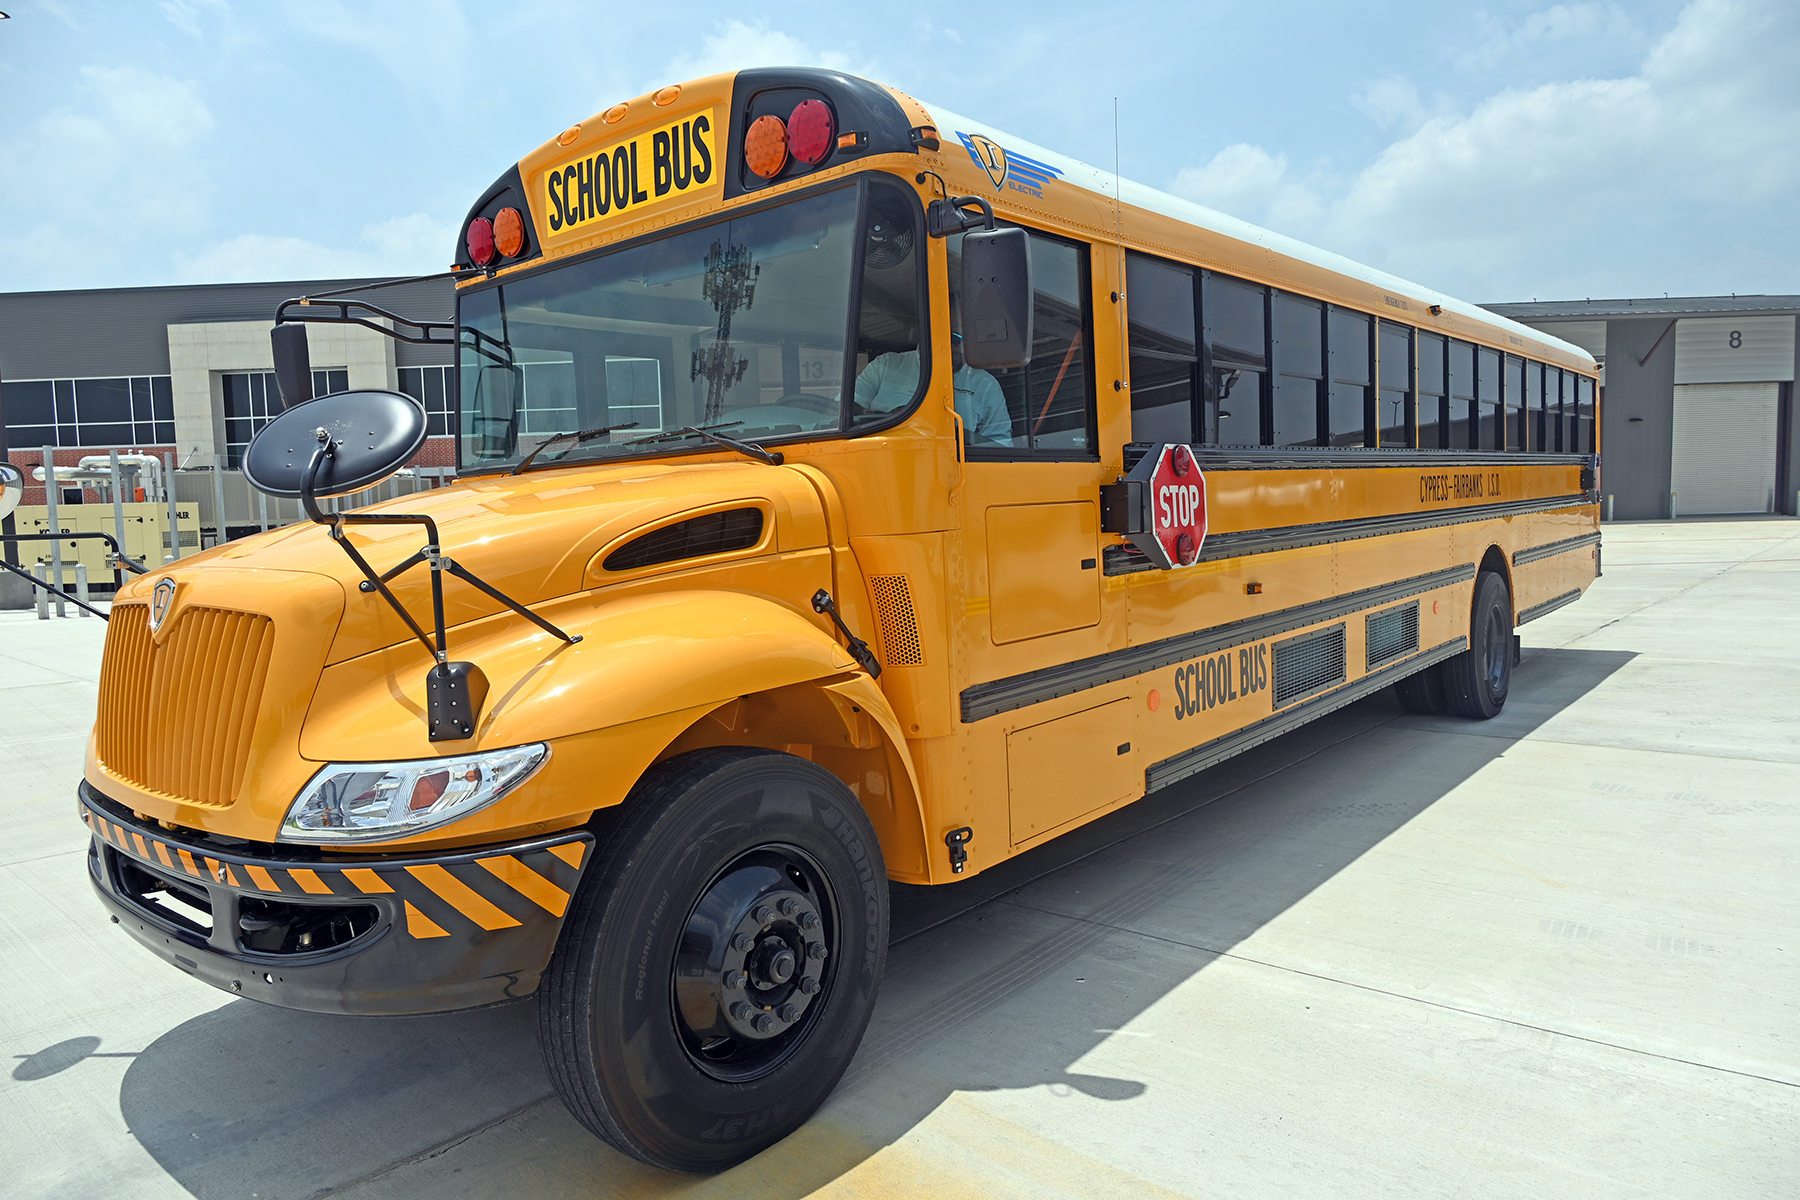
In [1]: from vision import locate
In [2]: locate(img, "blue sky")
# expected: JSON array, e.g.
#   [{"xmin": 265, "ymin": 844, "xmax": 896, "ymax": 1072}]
[{"xmin": 1, "ymin": 0, "xmax": 1794, "ymax": 304}]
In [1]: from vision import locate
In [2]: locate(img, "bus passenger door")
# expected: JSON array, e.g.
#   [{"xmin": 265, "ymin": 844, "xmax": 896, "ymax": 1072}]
[{"xmin": 953, "ymin": 226, "xmax": 1106, "ymax": 648}]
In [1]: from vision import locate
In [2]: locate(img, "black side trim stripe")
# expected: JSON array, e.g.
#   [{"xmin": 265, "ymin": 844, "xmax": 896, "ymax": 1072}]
[
  {"xmin": 1105, "ymin": 492, "xmax": 1592, "ymax": 575},
  {"xmin": 960, "ymin": 562, "xmax": 1477, "ymax": 723},
  {"xmin": 1517, "ymin": 589, "xmax": 1582, "ymax": 625},
  {"xmin": 1187, "ymin": 448, "xmax": 1593, "ymax": 471},
  {"xmin": 1145, "ymin": 635, "xmax": 1469, "ymax": 793},
  {"xmin": 1512, "ymin": 530, "xmax": 1601, "ymax": 567}
]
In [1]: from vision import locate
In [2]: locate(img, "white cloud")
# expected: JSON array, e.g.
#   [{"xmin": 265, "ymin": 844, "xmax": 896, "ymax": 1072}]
[
  {"xmin": 0, "ymin": 65, "xmax": 216, "ymax": 284},
  {"xmin": 1167, "ymin": 0, "xmax": 1800, "ymax": 299},
  {"xmin": 174, "ymin": 212, "xmax": 458, "ymax": 283},
  {"xmin": 662, "ymin": 19, "xmax": 872, "ymax": 88},
  {"xmin": 159, "ymin": 0, "xmax": 227, "ymax": 38},
  {"xmin": 279, "ymin": 0, "xmax": 473, "ymax": 113},
  {"xmin": 1352, "ymin": 77, "xmax": 1428, "ymax": 132}
]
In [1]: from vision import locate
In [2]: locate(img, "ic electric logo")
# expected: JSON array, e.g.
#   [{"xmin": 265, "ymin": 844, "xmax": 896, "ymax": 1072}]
[{"xmin": 956, "ymin": 132, "xmax": 1063, "ymax": 198}]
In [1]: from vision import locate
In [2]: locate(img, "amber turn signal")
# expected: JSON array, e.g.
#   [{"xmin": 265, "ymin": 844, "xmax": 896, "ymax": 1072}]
[
  {"xmin": 602, "ymin": 102, "xmax": 628, "ymax": 124},
  {"xmin": 556, "ymin": 125, "xmax": 581, "ymax": 146},
  {"xmin": 493, "ymin": 207, "xmax": 525, "ymax": 258},
  {"xmin": 653, "ymin": 84, "xmax": 682, "ymax": 106},
  {"xmin": 744, "ymin": 114, "xmax": 789, "ymax": 179}
]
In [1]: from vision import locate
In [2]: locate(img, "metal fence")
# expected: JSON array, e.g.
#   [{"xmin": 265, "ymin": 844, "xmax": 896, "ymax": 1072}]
[{"xmin": 171, "ymin": 456, "xmax": 454, "ymax": 548}]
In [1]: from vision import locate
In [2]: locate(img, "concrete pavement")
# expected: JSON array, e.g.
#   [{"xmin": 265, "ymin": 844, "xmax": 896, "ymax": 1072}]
[{"xmin": 2, "ymin": 517, "xmax": 1795, "ymax": 1198}]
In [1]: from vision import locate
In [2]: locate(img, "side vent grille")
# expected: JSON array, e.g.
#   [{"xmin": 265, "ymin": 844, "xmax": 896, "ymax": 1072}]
[
  {"xmin": 868, "ymin": 575, "xmax": 923, "ymax": 666},
  {"xmin": 604, "ymin": 508, "xmax": 763, "ymax": 572},
  {"xmin": 1272, "ymin": 623, "xmax": 1346, "ymax": 708},
  {"xmin": 1365, "ymin": 601, "xmax": 1420, "ymax": 670},
  {"xmin": 95, "ymin": 604, "xmax": 276, "ymax": 807}
]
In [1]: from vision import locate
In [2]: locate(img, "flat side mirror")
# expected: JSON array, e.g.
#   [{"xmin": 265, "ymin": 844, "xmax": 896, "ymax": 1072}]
[
  {"xmin": 271, "ymin": 323, "xmax": 314, "ymax": 409},
  {"xmin": 476, "ymin": 365, "xmax": 521, "ymax": 458},
  {"xmin": 959, "ymin": 226, "xmax": 1033, "ymax": 369}
]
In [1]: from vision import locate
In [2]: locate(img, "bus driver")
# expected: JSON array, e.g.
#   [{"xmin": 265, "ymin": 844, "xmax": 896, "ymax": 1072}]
[{"xmin": 852, "ymin": 296, "xmax": 1012, "ymax": 445}]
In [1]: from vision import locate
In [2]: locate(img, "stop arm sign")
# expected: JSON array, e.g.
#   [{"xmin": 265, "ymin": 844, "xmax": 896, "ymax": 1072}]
[{"xmin": 1104, "ymin": 443, "xmax": 1207, "ymax": 570}]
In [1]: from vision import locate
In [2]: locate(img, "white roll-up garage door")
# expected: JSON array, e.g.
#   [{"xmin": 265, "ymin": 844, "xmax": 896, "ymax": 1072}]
[{"xmin": 1671, "ymin": 383, "xmax": 1779, "ymax": 514}]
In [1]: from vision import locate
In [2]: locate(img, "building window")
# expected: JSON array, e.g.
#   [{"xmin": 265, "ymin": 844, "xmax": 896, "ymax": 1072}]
[
  {"xmin": 221, "ymin": 368, "xmax": 347, "ymax": 467},
  {"xmin": 398, "ymin": 365, "xmax": 457, "ymax": 436},
  {"xmin": 3, "ymin": 376, "xmax": 175, "ymax": 449}
]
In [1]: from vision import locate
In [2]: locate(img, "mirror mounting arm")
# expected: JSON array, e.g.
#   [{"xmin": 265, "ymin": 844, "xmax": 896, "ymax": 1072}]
[
  {"xmin": 298, "ymin": 435, "xmax": 582, "ymax": 679},
  {"xmin": 926, "ymin": 196, "xmax": 997, "ymax": 238},
  {"xmin": 273, "ymin": 297, "xmax": 456, "ymax": 347}
]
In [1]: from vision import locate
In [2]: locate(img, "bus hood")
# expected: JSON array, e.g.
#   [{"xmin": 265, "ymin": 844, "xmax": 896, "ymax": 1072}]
[{"xmin": 122, "ymin": 458, "xmax": 830, "ymax": 669}]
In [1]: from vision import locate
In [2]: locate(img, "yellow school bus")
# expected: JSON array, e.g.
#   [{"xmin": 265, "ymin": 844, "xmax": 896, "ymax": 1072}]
[{"xmin": 80, "ymin": 68, "xmax": 1600, "ymax": 1171}]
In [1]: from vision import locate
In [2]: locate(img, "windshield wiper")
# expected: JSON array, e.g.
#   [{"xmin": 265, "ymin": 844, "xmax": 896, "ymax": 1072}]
[
  {"xmin": 511, "ymin": 422, "xmax": 640, "ymax": 475},
  {"xmin": 630, "ymin": 423, "xmax": 784, "ymax": 466}
]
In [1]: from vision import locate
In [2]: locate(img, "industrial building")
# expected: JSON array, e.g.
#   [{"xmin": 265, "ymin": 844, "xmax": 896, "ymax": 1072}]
[
  {"xmin": 1484, "ymin": 296, "xmax": 1800, "ymax": 519},
  {"xmin": 0, "ymin": 277, "xmax": 454, "ymax": 592}
]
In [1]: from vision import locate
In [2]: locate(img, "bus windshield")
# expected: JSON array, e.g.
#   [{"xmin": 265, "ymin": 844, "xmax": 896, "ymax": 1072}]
[{"xmin": 458, "ymin": 181, "xmax": 923, "ymax": 471}]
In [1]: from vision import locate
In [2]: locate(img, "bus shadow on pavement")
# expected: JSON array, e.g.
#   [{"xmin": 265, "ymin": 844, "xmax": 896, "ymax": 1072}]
[{"xmin": 117, "ymin": 646, "xmax": 1635, "ymax": 1199}]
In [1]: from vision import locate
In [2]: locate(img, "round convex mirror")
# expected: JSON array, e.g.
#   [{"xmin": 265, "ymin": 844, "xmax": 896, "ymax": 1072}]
[
  {"xmin": 0, "ymin": 462, "xmax": 23, "ymax": 522},
  {"xmin": 242, "ymin": 390, "xmax": 428, "ymax": 499}
]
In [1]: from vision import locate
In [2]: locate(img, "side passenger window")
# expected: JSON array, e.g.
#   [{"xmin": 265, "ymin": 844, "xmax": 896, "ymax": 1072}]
[
  {"xmin": 949, "ymin": 227, "xmax": 1096, "ymax": 457},
  {"xmin": 1125, "ymin": 252, "xmax": 1197, "ymax": 444}
]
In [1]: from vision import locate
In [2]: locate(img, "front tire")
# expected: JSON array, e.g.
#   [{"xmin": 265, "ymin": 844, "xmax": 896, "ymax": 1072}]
[
  {"xmin": 1441, "ymin": 571, "xmax": 1513, "ymax": 719},
  {"xmin": 538, "ymin": 748, "xmax": 888, "ymax": 1172}
]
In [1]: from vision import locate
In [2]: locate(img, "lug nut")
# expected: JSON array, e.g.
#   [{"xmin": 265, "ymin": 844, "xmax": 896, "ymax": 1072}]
[
  {"xmin": 724, "ymin": 970, "xmax": 747, "ymax": 990},
  {"xmin": 778, "ymin": 897, "xmax": 799, "ymax": 917},
  {"xmin": 807, "ymin": 942, "xmax": 827, "ymax": 961},
  {"xmin": 753, "ymin": 1012, "xmax": 777, "ymax": 1034},
  {"xmin": 731, "ymin": 1001, "xmax": 754, "ymax": 1022},
  {"xmin": 753, "ymin": 905, "xmax": 775, "ymax": 925},
  {"xmin": 778, "ymin": 1003, "xmax": 800, "ymax": 1022},
  {"xmin": 798, "ymin": 911, "xmax": 819, "ymax": 931},
  {"xmin": 732, "ymin": 933, "xmax": 753, "ymax": 952},
  {"xmin": 798, "ymin": 975, "xmax": 820, "ymax": 995}
]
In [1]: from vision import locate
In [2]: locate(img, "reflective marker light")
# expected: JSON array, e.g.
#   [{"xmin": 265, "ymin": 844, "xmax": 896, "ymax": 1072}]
[
  {"xmin": 744, "ymin": 114, "xmax": 789, "ymax": 179},
  {"xmin": 653, "ymin": 84, "xmax": 682, "ymax": 107},
  {"xmin": 788, "ymin": 99, "xmax": 835, "ymax": 165},
  {"xmin": 556, "ymin": 125, "xmax": 581, "ymax": 147},
  {"xmin": 466, "ymin": 217, "xmax": 496, "ymax": 267},
  {"xmin": 602, "ymin": 102, "xmax": 628, "ymax": 124},
  {"xmin": 493, "ymin": 207, "xmax": 525, "ymax": 258}
]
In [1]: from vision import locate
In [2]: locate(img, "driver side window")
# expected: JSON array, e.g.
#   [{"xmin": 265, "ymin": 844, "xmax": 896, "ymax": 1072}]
[
  {"xmin": 847, "ymin": 181, "xmax": 928, "ymax": 430},
  {"xmin": 947, "ymin": 225, "xmax": 1097, "ymax": 458}
]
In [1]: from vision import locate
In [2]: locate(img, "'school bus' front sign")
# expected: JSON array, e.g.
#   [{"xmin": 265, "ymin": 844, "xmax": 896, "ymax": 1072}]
[{"xmin": 541, "ymin": 109, "xmax": 721, "ymax": 240}]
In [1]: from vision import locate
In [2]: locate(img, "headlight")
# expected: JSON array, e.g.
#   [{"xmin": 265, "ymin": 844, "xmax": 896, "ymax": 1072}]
[{"xmin": 279, "ymin": 744, "xmax": 548, "ymax": 844}]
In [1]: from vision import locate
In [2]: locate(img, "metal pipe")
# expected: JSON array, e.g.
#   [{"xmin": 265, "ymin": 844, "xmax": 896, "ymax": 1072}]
[
  {"xmin": 163, "ymin": 452, "xmax": 182, "ymax": 560},
  {"xmin": 43, "ymin": 445, "xmax": 64, "ymax": 617},
  {"xmin": 109, "ymin": 449, "xmax": 127, "ymax": 589},
  {"xmin": 211, "ymin": 454, "xmax": 228, "ymax": 547},
  {"xmin": 75, "ymin": 561, "xmax": 90, "ymax": 617}
]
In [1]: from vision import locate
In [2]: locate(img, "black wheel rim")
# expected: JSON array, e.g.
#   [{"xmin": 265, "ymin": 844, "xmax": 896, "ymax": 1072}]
[
  {"xmin": 670, "ymin": 844, "xmax": 839, "ymax": 1082},
  {"xmin": 1484, "ymin": 605, "xmax": 1509, "ymax": 698}
]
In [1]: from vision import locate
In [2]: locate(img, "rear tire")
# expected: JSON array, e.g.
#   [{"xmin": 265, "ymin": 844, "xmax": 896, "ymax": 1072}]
[
  {"xmin": 537, "ymin": 748, "xmax": 888, "ymax": 1172},
  {"xmin": 1393, "ymin": 663, "xmax": 1449, "ymax": 714},
  {"xmin": 1441, "ymin": 571, "xmax": 1513, "ymax": 719}
]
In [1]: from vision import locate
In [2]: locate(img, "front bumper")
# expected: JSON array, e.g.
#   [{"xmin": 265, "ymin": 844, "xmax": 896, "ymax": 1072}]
[{"xmin": 79, "ymin": 782, "xmax": 592, "ymax": 1015}]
